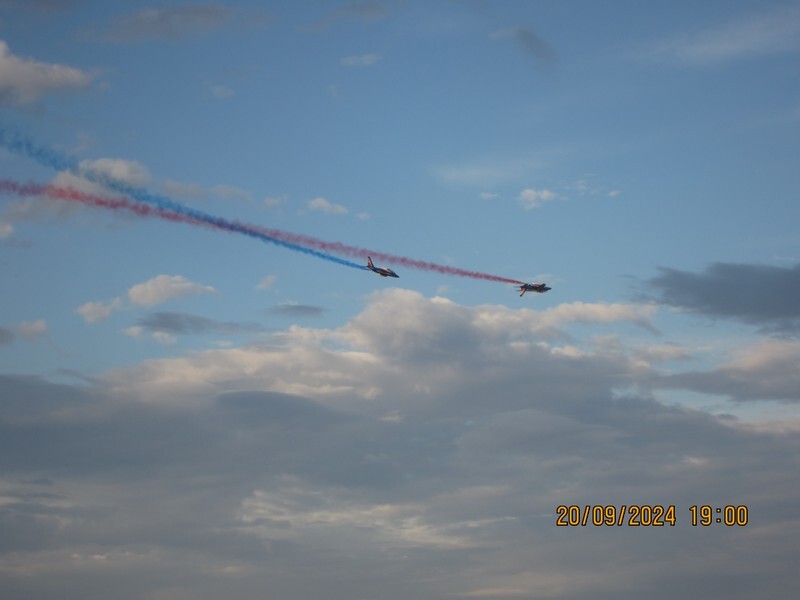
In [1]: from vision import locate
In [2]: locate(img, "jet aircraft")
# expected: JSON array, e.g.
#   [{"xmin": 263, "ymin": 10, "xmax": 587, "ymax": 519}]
[
  {"xmin": 366, "ymin": 257, "xmax": 399, "ymax": 278},
  {"xmin": 518, "ymin": 282, "xmax": 551, "ymax": 296}
]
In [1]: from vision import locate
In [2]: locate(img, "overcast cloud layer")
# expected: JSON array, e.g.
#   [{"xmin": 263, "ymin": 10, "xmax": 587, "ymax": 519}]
[{"xmin": 2, "ymin": 290, "xmax": 799, "ymax": 599}]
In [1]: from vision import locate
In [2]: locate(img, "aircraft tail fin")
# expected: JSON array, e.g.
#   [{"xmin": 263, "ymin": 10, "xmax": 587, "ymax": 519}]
[{"xmin": 367, "ymin": 257, "xmax": 374, "ymax": 268}]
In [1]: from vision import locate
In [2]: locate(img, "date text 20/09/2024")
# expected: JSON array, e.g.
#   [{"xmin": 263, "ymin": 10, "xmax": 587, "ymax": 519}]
[{"xmin": 555, "ymin": 505, "xmax": 749, "ymax": 527}]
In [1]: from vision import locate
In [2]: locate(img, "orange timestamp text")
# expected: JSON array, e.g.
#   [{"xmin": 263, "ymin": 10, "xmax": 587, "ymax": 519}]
[{"xmin": 556, "ymin": 504, "xmax": 749, "ymax": 527}]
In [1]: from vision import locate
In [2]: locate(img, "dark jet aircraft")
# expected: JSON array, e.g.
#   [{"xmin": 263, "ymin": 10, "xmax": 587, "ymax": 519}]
[
  {"xmin": 518, "ymin": 282, "xmax": 551, "ymax": 296},
  {"xmin": 366, "ymin": 257, "xmax": 399, "ymax": 278}
]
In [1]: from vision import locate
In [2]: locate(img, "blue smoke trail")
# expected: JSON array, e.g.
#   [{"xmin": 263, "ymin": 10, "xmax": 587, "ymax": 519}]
[{"xmin": 0, "ymin": 127, "xmax": 365, "ymax": 271}]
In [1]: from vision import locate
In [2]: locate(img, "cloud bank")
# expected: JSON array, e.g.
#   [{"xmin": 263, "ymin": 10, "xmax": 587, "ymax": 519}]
[
  {"xmin": 646, "ymin": 261, "xmax": 800, "ymax": 335},
  {"xmin": 1, "ymin": 290, "xmax": 797, "ymax": 599}
]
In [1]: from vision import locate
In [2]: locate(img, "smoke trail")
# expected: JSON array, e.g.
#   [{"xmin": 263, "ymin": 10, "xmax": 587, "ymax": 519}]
[
  {"xmin": 260, "ymin": 229, "xmax": 524, "ymax": 284},
  {"xmin": 3, "ymin": 179, "xmax": 527, "ymax": 284},
  {"xmin": 0, "ymin": 129, "xmax": 75, "ymax": 172},
  {"xmin": 0, "ymin": 129, "xmax": 366, "ymax": 270},
  {"xmin": 0, "ymin": 128, "xmax": 525, "ymax": 284},
  {"xmin": 0, "ymin": 179, "xmax": 365, "ymax": 271},
  {"xmin": 2, "ymin": 179, "xmax": 526, "ymax": 285}
]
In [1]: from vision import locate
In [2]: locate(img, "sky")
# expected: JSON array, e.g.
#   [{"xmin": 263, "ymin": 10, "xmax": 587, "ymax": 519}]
[{"xmin": 1, "ymin": 1, "xmax": 800, "ymax": 598}]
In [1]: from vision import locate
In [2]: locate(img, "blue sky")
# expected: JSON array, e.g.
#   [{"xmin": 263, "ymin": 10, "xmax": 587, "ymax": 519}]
[{"xmin": 1, "ymin": 1, "xmax": 800, "ymax": 598}]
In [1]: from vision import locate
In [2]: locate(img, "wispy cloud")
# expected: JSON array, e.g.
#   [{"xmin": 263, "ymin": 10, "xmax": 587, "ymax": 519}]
[
  {"xmin": 17, "ymin": 319, "xmax": 47, "ymax": 341},
  {"xmin": 341, "ymin": 53, "xmax": 381, "ymax": 67},
  {"xmin": 643, "ymin": 5, "xmax": 800, "ymax": 66},
  {"xmin": 0, "ymin": 0, "xmax": 76, "ymax": 12},
  {"xmin": 262, "ymin": 195, "xmax": 285, "ymax": 209},
  {"xmin": 1, "ymin": 158, "xmax": 148, "ymax": 223},
  {"xmin": 305, "ymin": 0, "xmax": 389, "ymax": 31},
  {"xmin": 659, "ymin": 339, "xmax": 800, "ymax": 403},
  {"xmin": 0, "ymin": 40, "xmax": 92, "ymax": 107},
  {"xmin": 490, "ymin": 26, "xmax": 558, "ymax": 66},
  {"xmin": 76, "ymin": 275, "xmax": 216, "ymax": 323},
  {"xmin": 0, "ymin": 326, "xmax": 13, "ymax": 345},
  {"xmin": 159, "ymin": 180, "xmax": 207, "ymax": 199},
  {"xmin": 432, "ymin": 153, "xmax": 549, "ymax": 187},
  {"xmin": 92, "ymin": 5, "xmax": 233, "ymax": 42},
  {"xmin": 161, "ymin": 179, "xmax": 253, "ymax": 202},
  {"xmin": 127, "ymin": 274, "xmax": 216, "ymax": 307},
  {"xmin": 307, "ymin": 196, "xmax": 348, "ymax": 215},
  {"xmin": 209, "ymin": 184, "xmax": 252, "ymax": 202},
  {"xmin": 209, "ymin": 84, "xmax": 234, "ymax": 99},
  {"xmin": 0, "ymin": 321, "xmax": 49, "ymax": 346},
  {"xmin": 136, "ymin": 312, "xmax": 265, "ymax": 335},
  {"xmin": 518, "ymin": 187, "xmax": 557, "ymax": 209},
  {"xmin": 5, "ymin": 158, "xmax": 152, "ymax": 220},
  {"xmin": 257, "ymin": 275, "xmax": 277, "ymax": 290},
  {"xmin": 76, "ymin": 298, "xmax": 123, "ymax": 323},
  {"xmin": 270, "ymin": 302, "xmax": 325, "ymax": 317},
  {"xmin": 76, "ymin": 157, "xmax": 151, "ymax": 187}
]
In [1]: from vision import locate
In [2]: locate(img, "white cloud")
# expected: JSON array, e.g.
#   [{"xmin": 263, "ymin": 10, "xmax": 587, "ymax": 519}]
[
  {"xmin": 105, "ymin": 290, "xmax": 657, "ymax": 407},
  {"xmin": 211, "ymin": 184, "xmax": 252, "ymax": 202},
  {"xmin": 75, "ymin": 276, "xmax": 215, "ymax": 329},
  {"xmin": 45, "ymin": 157, "xmax": 152, "ymax": 204},
  {"xmin": 432, "ymin": 153, "xmax": 548, "ymax": 187},
  {"xmin": 631, "ymin": 343, "xmax": 691, "ymax": 367},
  {"xmin": 98, "ymin": 5, "xmax": 232, "ymax": 42},
  {"xmin": 434, "ymin": 163, "xmax": 519, "ymax": 187},
  {"xmin": 0, "ymin": 221, "xmax": 12, "ymax": 238},
  {"xmin": 263, "ymin": 195, "xmax": 285, "ymax": 208},
  {"xmin": 518, "ymin": 187, "xmax": 557, "ymax": 209},
  {"xmin": 257, "ymin": 275, "xmax": 277, "ymax": 290},
  {"xmin": 76, "ymin": 297, "xmax": 123, "ymax": 323},
  {"xmin": 645, "ymin": 5, "xmax": 800, "ymax": 66},
  {"xmin": 307, "ymin": 196, "xmax": 348, "ymax": 215},
  {"xmin": 127, "ymin": 274, "xmax": 215, "ymax": 307},
  {"xmin": 2, "ymin": 183, "xmax": 82, "ymax": 222},
  {"xmin": 17, "ymin": 319, "xmax": 46, "ymax": 341},
  {"xmin": 152, "ymin": 331, "xmax": 177, "ymax": 346},
  {"xmin": 160, "ymin": 179, "xmax": 253, "ymax": 202},
  {"xmin": 210, "ymin": 84, "xmax": 234, "ymax": 99},
  {"xmin": 123, "ymin": 325, "xmax": 175, "ymax": 345},
  {"xmin": 239, "ymin": 487, "xmax": 476, "ymax": 549},
  {"xmin": 539, "ymin": 301, "xmax": 657, "ymax": 331},
  {"xmin": 78, "ymin": 158, "xmax": 151, "ymax": 186},
  {"xmin": 161, "ymin": 180, "xmax": 207, "ymax": 199},
  {"xmin": 0, "ymin": 40, "xmax": 92, "ymax": 106},
  {"xmin": 661, "ymin": 339, "xmax": 800, "ymax": 403},
  {"xmin": 340, "ymin": 53, "xmax": 381, "ymax": 67}
]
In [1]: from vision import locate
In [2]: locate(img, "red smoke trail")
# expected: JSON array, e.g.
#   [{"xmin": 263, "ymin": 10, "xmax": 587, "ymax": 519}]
[
  {"xmin": 258, "ymin": 229, "xmax": 524, "ymax": 284},
  {"xmin": 2, "ymin": 180, "xmax": 211, "ymax": 225},
  {"xmin": 0, "ymin": 180, "xmax": 524, "ymax": 285},
  {"xmin": 0, "ymin": 180, "xmax": 365, "ymax": 270}
]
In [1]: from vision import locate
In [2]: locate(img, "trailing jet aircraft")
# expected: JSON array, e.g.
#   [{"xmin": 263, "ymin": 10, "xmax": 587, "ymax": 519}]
[
  {"xmin": 366, "ymin": 257, "xmax": 399, "ymax": 278},
  {"xmin": 518, "ymin": 282, "xmax": 551, "ymax": 296}
]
